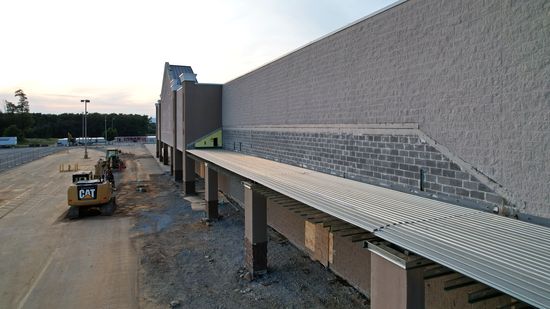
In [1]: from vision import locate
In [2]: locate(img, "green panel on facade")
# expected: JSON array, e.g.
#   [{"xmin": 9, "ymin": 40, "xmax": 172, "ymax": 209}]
[{"xmin": 193, "ymin": 129, "xmax": 222, "ymax": 148}]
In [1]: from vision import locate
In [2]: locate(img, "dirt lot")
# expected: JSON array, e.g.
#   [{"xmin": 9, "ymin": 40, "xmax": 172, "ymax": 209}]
[
  {"xmin": 120, "ymin": 145, "xmax": 370, "ymax": 308},
  {"xmin": 0, "ymin": 147, "xmax": 138, "ymax": 309}
]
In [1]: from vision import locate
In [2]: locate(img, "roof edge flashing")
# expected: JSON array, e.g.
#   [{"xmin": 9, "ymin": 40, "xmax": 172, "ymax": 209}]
[{"xmin": 368, "ymin": 240, "xmax": 431, "ymax": 269}]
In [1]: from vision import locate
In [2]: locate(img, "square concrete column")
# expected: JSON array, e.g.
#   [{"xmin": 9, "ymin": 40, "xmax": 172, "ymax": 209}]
[
  {"xmin": 156, "ymin": 140, "xmax": 160, "ymax": 158},
  {"xmin": 155, "ymin": 101, "xmax": 160, "ymax": 158},
  {"xmin": 205, "ymin": 163, "xmax": 218, "ymax": 219},
  {"xmin": 158, "ymin": 142, "xmax": 163, "ymax": 161},
  {"xmin": 368, "ymin": 241, "xmax": 429, "ymax": 309},
  {"xmin": 183, "ymin": 154, "xmax": 196, "ymax": 195},
  {"xmin": 174, "ymin": 149, "xmax": 183, "ymax": 182},
  {"xmin": 170, "ymin": 146, "xmax": 174, "ymax": 176},
  {"xmin": 243, "ymin": 182, "xmax": 267, "ymax": 276},
  {"xmin": 162, "ymin": 143, "xmax": 169, "ymax": 165}
]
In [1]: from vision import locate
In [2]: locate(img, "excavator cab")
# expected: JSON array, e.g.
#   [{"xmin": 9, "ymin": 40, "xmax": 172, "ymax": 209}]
[{"xmin": 72, "ymin": 171, "xmax": 93, "ymax": 183}]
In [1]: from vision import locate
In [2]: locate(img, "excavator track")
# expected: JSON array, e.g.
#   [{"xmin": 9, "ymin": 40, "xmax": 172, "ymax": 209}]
[
  {"xmin": 67, "ymin": 206, "xmax": 80, "ymax": 219},
  {"xmin": 100, "ymin": 198, "xmax": 117, "ymax": 216}
]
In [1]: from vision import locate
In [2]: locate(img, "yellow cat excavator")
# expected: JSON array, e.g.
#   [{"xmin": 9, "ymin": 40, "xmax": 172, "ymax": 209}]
[{"xmin": 67, "ymin": 164, "xmax": 116, "ymax": 219}]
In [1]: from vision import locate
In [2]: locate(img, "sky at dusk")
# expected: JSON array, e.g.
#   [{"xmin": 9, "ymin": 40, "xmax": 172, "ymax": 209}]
[{"xmin": 0, "ymin": 0, "xmax": 397, "ymax": 117}]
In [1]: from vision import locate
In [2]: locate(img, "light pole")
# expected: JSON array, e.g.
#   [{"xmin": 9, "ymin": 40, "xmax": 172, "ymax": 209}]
[{"xmin": 81, "ymin": 99, "xmax": 90, "ymax": 159}]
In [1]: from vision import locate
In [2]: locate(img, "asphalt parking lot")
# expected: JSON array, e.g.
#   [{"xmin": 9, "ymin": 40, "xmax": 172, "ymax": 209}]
[{"xmin": 0, "ymin": 147, "xmax": 67, "ymax": 173}]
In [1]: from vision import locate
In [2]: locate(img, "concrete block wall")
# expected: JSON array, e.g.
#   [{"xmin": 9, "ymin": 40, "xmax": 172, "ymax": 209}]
[
  {"xmin": 223, "ymin": 128, "xmax": 504, "ymax": 212},
  {"xmin": 176, "ymin": 89, "xmax": 184, "ymax": 150},
  {"xmin": 222, "ymin": 0, "xmax": 550, "ymax": 218},
  {"xmin": 160, "ymin": 69, "xmax": 175, "ymax": 148},
  {"xmin": 159, "ymin": 93, "xmax": 175, "ymax": 148}
]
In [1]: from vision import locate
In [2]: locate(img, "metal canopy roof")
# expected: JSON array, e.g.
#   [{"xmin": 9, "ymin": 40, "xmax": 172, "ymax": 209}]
[
  {"xmin": 377, "ymin": 212, "xmax": 550, "ymax": 308},
  {"xmin": 188, "ymin": 150, "xmax": 479, "ymax": 230},
  {"xmin": 188, "ymin": 149, "xmax": 550, "ymax": 308}
]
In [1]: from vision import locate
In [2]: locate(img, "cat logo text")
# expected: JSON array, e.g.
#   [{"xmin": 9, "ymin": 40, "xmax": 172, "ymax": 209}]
[{"xmin": 77, "ymin": 185, "xmax": 97, "ymax": 200}]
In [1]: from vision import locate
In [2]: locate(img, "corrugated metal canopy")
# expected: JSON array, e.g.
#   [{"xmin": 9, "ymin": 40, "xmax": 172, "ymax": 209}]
[
  {"xmin": 188, "ymin": 149, "xmax": 479, "ymax": 230},
  {"xmin": 377, "ymin": 212, "xmax": 550, "ymax": 308},
  {"xmin": 188, "ymin": 149, "xmax": 550, "ymax": 308}
]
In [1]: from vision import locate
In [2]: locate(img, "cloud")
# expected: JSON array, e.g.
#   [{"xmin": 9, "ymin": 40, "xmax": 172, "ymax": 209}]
[{"xmin": 41, "ymin": 93, "xmax": 82, "ymax": 99}]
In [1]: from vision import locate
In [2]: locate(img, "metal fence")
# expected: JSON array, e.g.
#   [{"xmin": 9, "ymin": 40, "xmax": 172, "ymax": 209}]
[{"xmin": 0, "ymin": 147, "xmax": 66, "ymax": 173}]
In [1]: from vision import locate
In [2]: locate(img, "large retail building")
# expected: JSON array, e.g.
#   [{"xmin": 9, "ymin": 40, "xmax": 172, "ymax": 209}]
[{"xmin": 155, "ymin": 0, "xmax": 550, "ymax": 308}]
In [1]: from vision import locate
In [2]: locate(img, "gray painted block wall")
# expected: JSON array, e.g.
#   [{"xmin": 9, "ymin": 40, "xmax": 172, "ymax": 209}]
[
  {"xmin": 222, "ymin": 0, "xmax": 550, "ymax": 217},
  {"xmin": 176, "ymin": 89, "xmax": 184, "ymax": 150},
  {"xmin": 223, "ymin": 128, "xmax": 501, "ymax": 213},
  {"xmin": 160, "ymin": 69, "xmax": 175, "ymax": 147}
]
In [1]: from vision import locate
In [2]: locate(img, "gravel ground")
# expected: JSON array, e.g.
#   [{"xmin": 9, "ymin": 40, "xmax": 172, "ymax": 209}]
[{"xmin": 114, "ymin": 149, "xmax": 370, "ymax": 309}]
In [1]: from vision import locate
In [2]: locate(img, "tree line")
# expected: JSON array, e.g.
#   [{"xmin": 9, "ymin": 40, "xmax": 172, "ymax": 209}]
[
  {"xmin": 2, "ymin": 89, "xmax": 155, "ymax": 141},
  {"xmin": 1, "ymin": 112, "xmax": 155, "ymax": 141}
]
